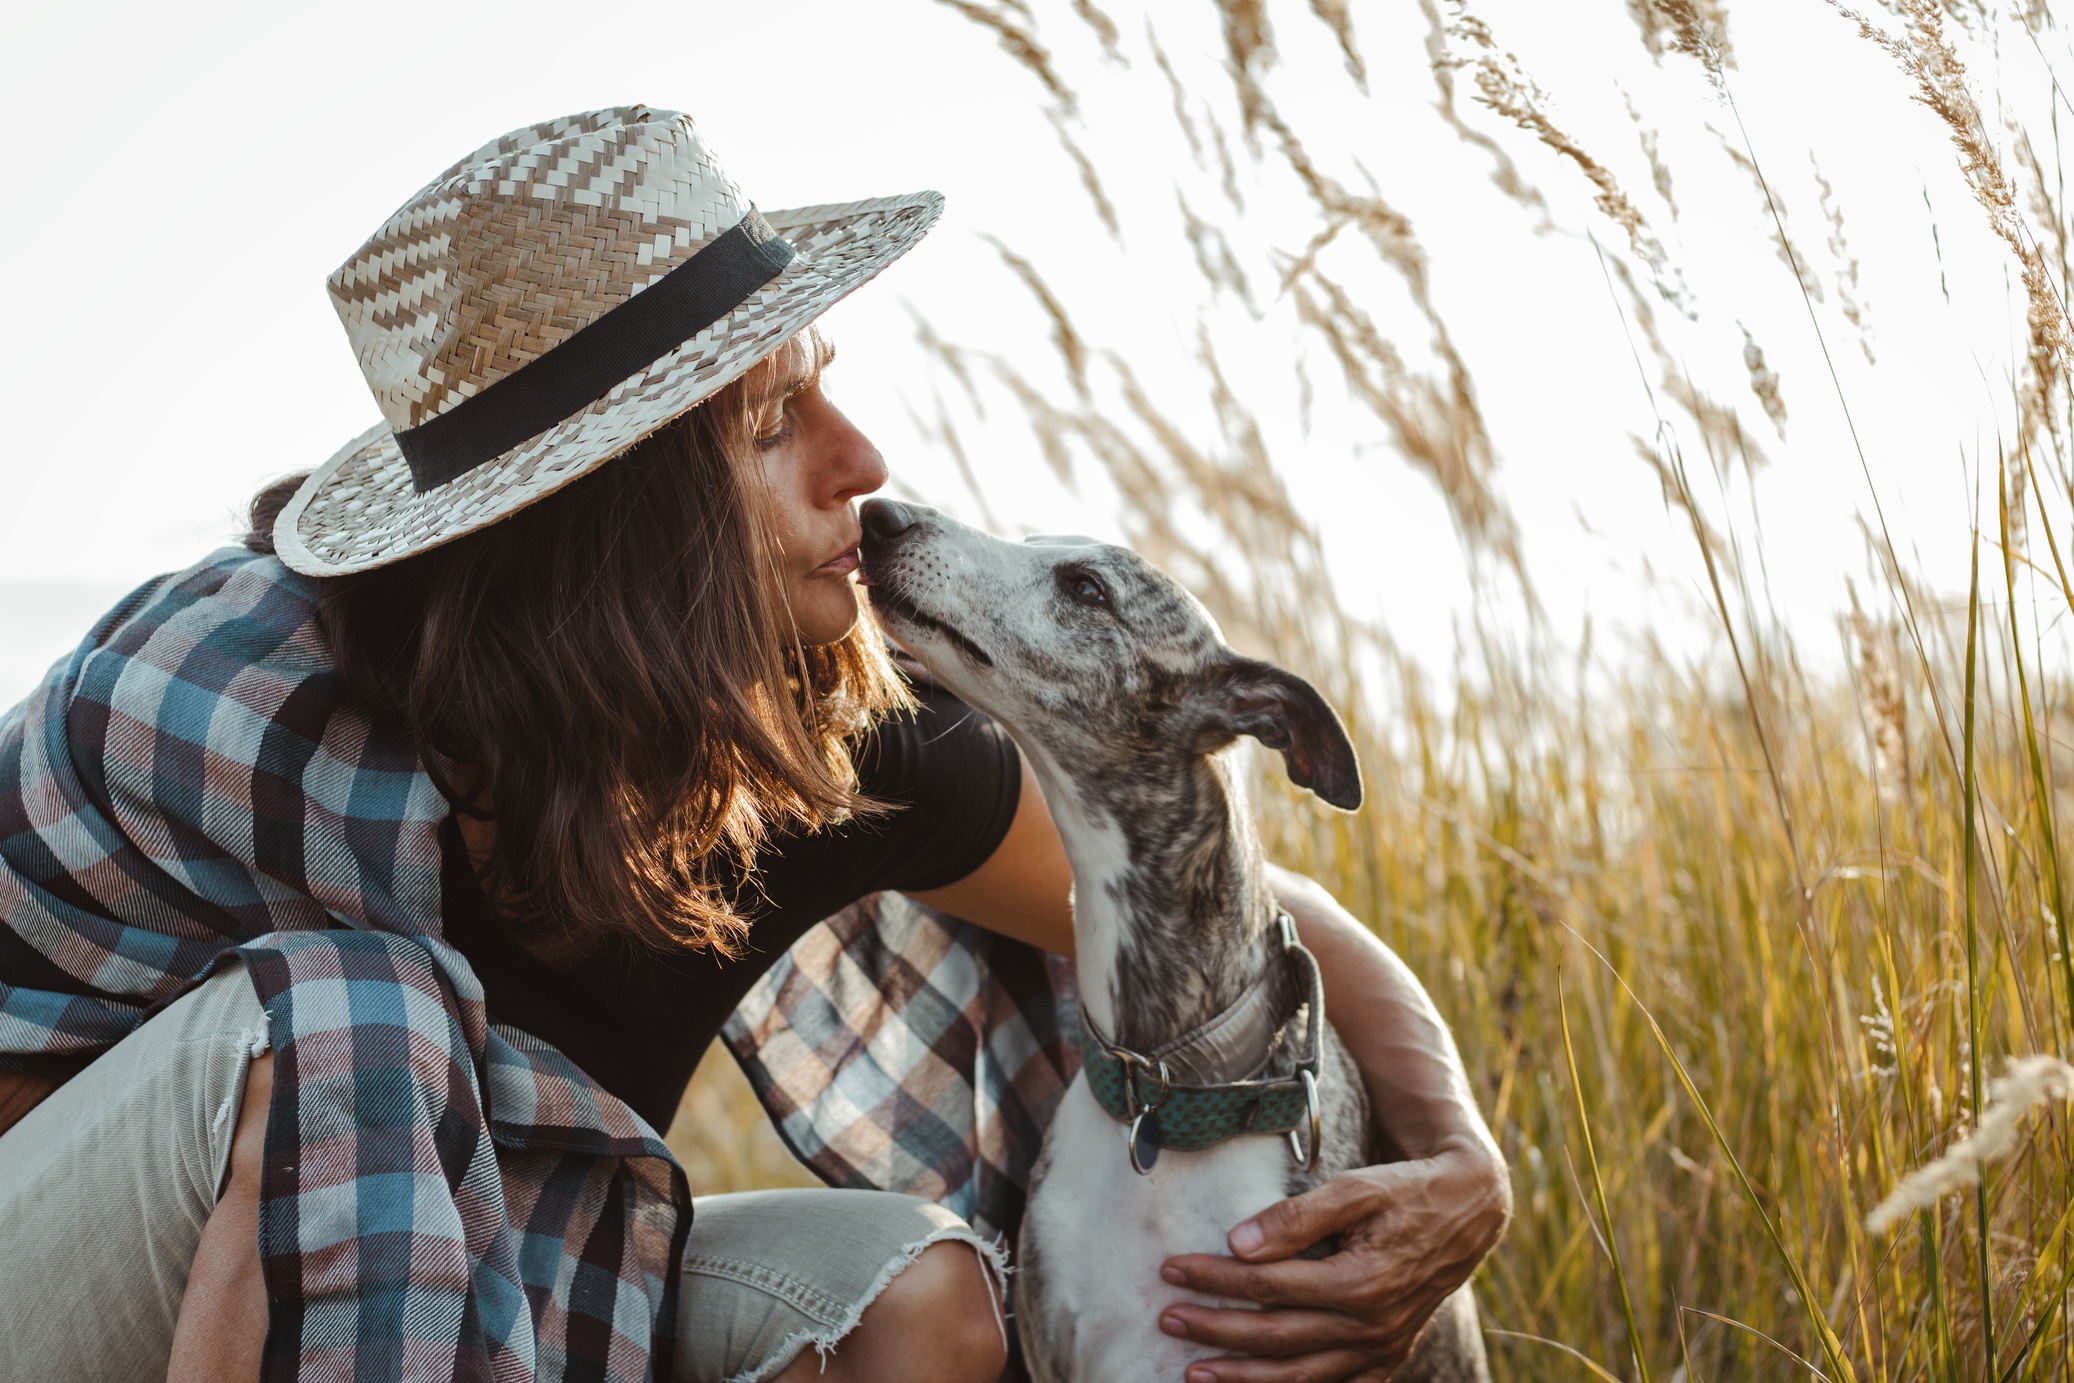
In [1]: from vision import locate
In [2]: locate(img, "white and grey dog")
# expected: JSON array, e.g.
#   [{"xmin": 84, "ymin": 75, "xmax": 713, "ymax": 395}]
[{"xmin": 858, "ymin": 500, "xmax": 1486, "ymax": 1383}]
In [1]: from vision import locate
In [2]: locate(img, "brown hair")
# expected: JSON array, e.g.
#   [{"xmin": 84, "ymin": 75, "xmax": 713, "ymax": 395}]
[{"xmin": 248, "ymin": 348, "xmax": 909, "ymax": 960}]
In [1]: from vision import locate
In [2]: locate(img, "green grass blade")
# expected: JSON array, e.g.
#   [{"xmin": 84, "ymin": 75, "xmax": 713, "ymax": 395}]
[
  {"xmin": 1561, "ymin": 970, "xmax": 1653, "ymax": 1383},
  {"xmin": 2002, "ymin": 1192, "xmax": 2074, "ymax": 1383},
  {"xmin": 1485, "ymin": 1329, "xmax": 1629, "ymax": 1383},
  {"xmin": 1965, "ymin": 513, "xmax": 1996, "ymax": 1372},
  {"xmin": 2010, "ymin": 451, "xmax": 2074, "ymax": 1039},
  {"xmin": 1683, "ymin": 1307, "xmax": 1832, "ymax": 1380},
  {"xmin": 1562, "ymin": 923, "xmax": 1859, "ymax": 1383}
]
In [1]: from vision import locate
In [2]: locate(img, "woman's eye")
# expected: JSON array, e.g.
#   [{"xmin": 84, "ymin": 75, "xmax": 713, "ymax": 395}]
[{"xmin": 753, "ymin": 407, "xmax": 790, "ymax": 449}]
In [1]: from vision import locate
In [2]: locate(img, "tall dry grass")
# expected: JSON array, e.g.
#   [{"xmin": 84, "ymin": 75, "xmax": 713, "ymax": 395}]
[{"xmin": 673, "ymin": 1, "xmax": 2074, "ymax": 1377}]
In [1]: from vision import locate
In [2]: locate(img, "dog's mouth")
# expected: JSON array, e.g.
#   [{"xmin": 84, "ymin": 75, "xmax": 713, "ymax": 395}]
[{"xmin": 867, "ymin": 578, "xmax": 995, "ymax": 669}]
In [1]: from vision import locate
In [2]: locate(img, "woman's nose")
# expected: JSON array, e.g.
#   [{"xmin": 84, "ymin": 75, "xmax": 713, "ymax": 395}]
[{"xmin": 820, "ymin": 407, "xmax": 887, "ymax": 503}]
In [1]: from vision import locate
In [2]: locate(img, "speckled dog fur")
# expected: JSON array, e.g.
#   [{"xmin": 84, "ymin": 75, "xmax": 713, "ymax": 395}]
[{"xmin": 859, "ymin": 501, "xmax": 1487, "ymax": 1383}]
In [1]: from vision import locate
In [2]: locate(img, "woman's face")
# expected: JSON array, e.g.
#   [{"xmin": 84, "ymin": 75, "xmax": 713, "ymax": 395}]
[{"xmin": 745, "ymin": 335, "xmax": 888, "ymax": 645}]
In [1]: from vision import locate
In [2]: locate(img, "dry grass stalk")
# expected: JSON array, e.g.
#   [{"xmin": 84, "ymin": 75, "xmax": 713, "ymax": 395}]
[
  {"xmin": 1627, "ymin": 0, "xmax": 1735, "ymax": 80},
  {"xmin": 986, "ymin": 353, "xmax": 1080, "ymax": 487},
  {"xmin": 1177, "ymin": 190, "xmax": 1255, "ymax": 311},
  {"xmin": 1849, "ymin": 595, "xmax": 1911, "ymax": 800},
  {"xmin": 1655, "ymin": 0, "xmax": 1733, "ymax": 82},
  {"xmin": 1048, "ymin": 107, "xmax": 1121, "ymax": 241},
  {"xmin": 2014, "ymin": 128, "xmax": 2068, "ymax": 455},
  {"xmin": 1418, "ymin": 0, "xmax": 1550, "ymax": 220},
  {"xmin": 1292, "ymin": 271, "xmax": 1523, "ymax": 581},
  {"xmin": 1605, "ymin": 250, "xmax": 1774, "ymax": 474},
  {"xmin": 1630, "ymin": 430, "xmax": 1733, "ymax": 568},
  {"xmin": 1832, "ymin": 0, "xmax": 2071, "ymax": 448},
  {"xmin": 1068, "ymin": 0, "xmax": 1122, "ymax": 62},
  {"xmin": 1207, "ymin": 101, "xmax": 1245, "ymax": 212},
  {"xmin": 1813, "ymin": 156, "xmax": 1878, "ymax": 364},
  {"xmin": 1446, "ymin": 2, "xmax": 1693, "ymax": 314},
  {"xmin": 906, "ymin": 311, "xmax": 985, "ymax": 418},
  {"xmin": 904, "ymin": 391, "xmax": 1004, "ymax": 534},
  {"xmin": 1306, "ymin": 0, "xmax": 1366, "ymax": 92},
  {"xmin": 1148, "ymin": 24, "xmax": 1205, "ymax": 167},
  {"xmin": 1865, "ymin": 1056, "xmax": 2074, "ymax": 1233},
  {"xmin": 1625, "ymin": 90, "xmax": 1680, "ymax": 219},
  {"xmin": 1742, "ymin": 327, "xmax": 1789, "ymax": 437},
  {"xmin": 1722, "ymin": 139, "xmax": 1828, "ymax": 305},
  {"xmin": 933, "ymin": 0, "xmax": 1078, "ymax": 114},
  {"xmin": 1215, "ymin": 0, "xmax": 1276, "ymax": 147},
  {"xmin": 1149, "ymin": 2, "xmax": 1524, "ymax": 582},
  {"xmin": 981, "ymin": 235, "xmax": 1091, "ymax": 398}
]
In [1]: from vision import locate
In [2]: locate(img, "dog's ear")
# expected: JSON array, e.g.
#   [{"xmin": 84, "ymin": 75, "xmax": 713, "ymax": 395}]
[{"xmin": 1202, "ymin": 657, "xmax": 1363, "ymax": 811}]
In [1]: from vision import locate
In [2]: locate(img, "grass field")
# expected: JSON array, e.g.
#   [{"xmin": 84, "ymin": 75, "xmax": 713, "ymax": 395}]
[{"xmin": 675, "ymin": 2, "xmax": 2074, "ymax": 1377}]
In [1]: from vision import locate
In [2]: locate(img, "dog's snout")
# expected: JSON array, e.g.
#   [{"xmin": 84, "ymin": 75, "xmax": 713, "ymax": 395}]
[{"xmin": 860, "ymin": 499, "xmax": 919, "ymax": 550}]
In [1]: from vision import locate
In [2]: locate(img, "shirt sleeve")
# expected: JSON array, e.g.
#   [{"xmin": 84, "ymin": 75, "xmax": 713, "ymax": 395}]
[{"xmin": 828, "ymin": 680, "xmax": 1025, "ymax": 895}]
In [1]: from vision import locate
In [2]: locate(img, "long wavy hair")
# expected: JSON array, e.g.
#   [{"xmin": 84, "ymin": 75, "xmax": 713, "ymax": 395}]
[{"xmin": 247, "ymin": 341, "xmax": 909, "ymax": 960}]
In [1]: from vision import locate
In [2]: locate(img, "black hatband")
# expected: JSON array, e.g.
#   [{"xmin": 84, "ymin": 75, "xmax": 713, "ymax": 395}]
[{"xmin": 396, "ymin": 210, "xmax": 796, "ymax": 491}]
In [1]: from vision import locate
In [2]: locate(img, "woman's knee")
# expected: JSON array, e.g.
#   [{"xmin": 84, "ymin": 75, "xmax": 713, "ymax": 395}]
[
  {"xmin": 774, "ymin": 1238, "xmax": 1006, "ymax": 1383},
  {"xmin": 863, "ymin": 1241, "xmax": 1006, "ymax": 1378}
]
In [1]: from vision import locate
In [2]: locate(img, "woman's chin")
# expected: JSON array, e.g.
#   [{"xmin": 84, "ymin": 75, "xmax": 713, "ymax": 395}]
[{"xmin": 790, "ymin": 583, "xmax": 862, "ymax": 647}]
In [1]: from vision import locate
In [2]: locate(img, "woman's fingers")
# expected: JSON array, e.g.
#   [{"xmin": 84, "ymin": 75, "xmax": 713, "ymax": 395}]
[
  {"xmin": 1158, "ymin": 1251, "xmax": 1346, "ymax": 1308},
  {"xmin": 1175, "ymin": 1346, "xmax": 1400, "ymax": 1383},
  {"xmin": 1226, "ymin": 1170, "xmax": 1383, "ymax": 1260},
  {"xmin": 1158, "ymin": 1304, "xmax": 1360, "ymax": 1355}
]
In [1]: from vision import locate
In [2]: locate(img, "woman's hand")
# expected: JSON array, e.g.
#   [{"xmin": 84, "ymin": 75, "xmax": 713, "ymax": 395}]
[
  {"xmin": 1146, "ymin": 865, "xmax": 1512, "ymax": 1382},
  {"xmin": 1155, "ymin": 1144, "xmax": 1509, "ymax": 1381}
]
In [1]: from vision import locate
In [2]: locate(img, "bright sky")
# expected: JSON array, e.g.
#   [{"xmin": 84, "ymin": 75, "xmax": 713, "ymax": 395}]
[{"xmin": 1, "ymin": 0, "xmax": 2066, "ymax": 707}]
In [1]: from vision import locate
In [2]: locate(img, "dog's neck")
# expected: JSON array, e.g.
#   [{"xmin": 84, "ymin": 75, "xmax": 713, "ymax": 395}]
[{"xmin": 1025, "ymin": 740, "xmax": 1279, "ymax": 1055}]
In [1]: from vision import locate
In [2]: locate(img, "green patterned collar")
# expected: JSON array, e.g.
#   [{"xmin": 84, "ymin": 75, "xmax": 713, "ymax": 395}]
[{"xmin": 1076, "ymin": 911, "xmax": 1324, "ymax": 1174}]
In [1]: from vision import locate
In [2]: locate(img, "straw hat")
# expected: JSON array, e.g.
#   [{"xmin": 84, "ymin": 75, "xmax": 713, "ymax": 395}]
[{"xmin": 275, "ymin": 106, "xmax": 942, "ymax": 576}]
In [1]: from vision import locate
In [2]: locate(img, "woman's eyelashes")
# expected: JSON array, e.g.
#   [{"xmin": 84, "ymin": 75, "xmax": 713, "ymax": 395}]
[{"xmin": 751, "ymin": 390, "xmax": 800, "ymax": 450}]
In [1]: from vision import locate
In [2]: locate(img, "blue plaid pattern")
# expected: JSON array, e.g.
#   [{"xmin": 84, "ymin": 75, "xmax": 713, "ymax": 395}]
[{"xmin": 0, "ymin": 546, "xmax": 1072, "ymax": 1381}]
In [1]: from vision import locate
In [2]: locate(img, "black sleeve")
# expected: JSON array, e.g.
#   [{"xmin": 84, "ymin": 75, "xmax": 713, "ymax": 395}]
[{"xmin": 734, "ymin": 681, "xmax": 1024, "ymax": 919}]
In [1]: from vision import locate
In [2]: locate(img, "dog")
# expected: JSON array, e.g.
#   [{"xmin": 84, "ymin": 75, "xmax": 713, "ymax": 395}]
[{"xmin": 858, "ymin": 499, "xmax": 1488, "ymax": 1382}]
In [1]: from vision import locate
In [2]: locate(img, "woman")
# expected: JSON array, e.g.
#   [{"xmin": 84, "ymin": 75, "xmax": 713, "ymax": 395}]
[{"xmin": 0, "ymin": 107, "xmax": 1507, "ymax": 1382}]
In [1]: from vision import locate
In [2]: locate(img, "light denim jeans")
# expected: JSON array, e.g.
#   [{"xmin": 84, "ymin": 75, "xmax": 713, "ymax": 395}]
[{"xmin": 0, "ymin": 966, "xmax": 1002, "ymax": 1383}]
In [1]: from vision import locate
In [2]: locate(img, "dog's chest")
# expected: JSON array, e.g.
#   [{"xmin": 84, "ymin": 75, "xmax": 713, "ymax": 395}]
[{"xmin": 1023, "ymin": 1077, "xmax": 1292, "ymax": 1381}]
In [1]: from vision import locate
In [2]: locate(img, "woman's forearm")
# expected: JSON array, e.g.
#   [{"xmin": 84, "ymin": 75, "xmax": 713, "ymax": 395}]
[{"xmin": 1268, "ymin": 863, "xmax": 1508, "ymax": 1181}]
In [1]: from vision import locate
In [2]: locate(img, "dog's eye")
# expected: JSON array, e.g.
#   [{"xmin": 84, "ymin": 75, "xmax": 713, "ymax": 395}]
[{"xmin": 1060, "ymin": 571, "xmax": 1111, "ymax": 609}]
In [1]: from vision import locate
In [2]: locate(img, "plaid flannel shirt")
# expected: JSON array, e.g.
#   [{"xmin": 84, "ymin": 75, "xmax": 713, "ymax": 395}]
[{"xmin": 0, "ymin": 547, "xmax": 1075, "ymax": 1382}]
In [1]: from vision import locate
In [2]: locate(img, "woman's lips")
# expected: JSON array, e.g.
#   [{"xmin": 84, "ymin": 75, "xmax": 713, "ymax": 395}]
[{"xmin": 815, "ymin": 550, "xmax": 860, "ymax": 577}]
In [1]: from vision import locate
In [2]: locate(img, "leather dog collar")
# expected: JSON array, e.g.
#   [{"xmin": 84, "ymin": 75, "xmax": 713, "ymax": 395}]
[{"xmin": 1077, "ymin": 911, "xmax": 1325, "ymax": 1175}]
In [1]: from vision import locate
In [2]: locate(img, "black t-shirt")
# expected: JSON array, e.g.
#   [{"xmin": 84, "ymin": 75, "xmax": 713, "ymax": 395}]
[{"xmin": 438, "ymin": 684, "xmax": 1023, "ymax": 1131}]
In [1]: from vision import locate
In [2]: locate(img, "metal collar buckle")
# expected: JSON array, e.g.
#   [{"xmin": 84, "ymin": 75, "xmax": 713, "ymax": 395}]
[
  {"xmin": 1120, "ymin": 1052, "xmax": 1172, "ymax": 1176},
  {"xmin": 1286, "ymin": 1068, "xmax": 1321, "ymax": 1172}
]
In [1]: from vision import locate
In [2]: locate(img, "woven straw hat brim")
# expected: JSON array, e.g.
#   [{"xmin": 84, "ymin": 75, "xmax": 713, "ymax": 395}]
[{"xmin": 276, "ymin": 191, "xmax": 941, "ymax": 577}]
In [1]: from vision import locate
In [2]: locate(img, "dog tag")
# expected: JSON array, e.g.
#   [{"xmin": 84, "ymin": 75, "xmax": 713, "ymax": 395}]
[{"xmin": 1129, "ymin": 1110, "xmax": 1162, "ymax": 1173}]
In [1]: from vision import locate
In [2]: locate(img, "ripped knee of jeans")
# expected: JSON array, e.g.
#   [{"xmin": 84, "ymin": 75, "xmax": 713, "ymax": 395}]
[
  {"xmin": 208, "ymin": 1015, "xmax": 272, "ymax": 1205},
  {"xmin": 804, "ymin": 1229, "xmax": 1011, "ymax": 1373}
]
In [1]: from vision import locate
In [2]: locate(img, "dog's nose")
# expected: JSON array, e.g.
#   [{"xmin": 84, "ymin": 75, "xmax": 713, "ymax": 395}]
[{"xmin": 860, "ymin": 499, "xmax": 919, "ymax": 549}]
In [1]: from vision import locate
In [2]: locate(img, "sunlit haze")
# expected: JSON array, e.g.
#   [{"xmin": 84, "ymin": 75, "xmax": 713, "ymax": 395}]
[{"xmin": 2, "ymin": 0, "xmax": 2064, "ymax": 706}]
